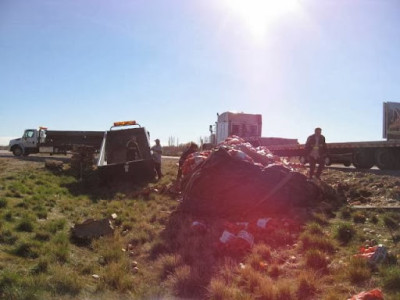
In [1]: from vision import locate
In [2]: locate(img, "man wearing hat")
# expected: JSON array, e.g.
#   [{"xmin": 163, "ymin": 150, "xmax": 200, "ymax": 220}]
[{"xmin": 151, "ymin": 139, "xmax": 163, "ymax": 179}]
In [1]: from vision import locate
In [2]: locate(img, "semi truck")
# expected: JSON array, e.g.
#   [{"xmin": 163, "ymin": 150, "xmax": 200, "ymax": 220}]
[
  {"xmin": 210, "ymin": 102, "xmax": 400, "ymax": 170},
  {"xmin": 8, "ymin": 127, "xmax": 104, "ymax": 156}
]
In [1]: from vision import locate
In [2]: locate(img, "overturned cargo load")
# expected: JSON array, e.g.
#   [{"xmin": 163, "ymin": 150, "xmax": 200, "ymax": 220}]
[
  {"xmin": 97, "ymin": 121, "xmax": 155, "ymax": 183},
  {"xmin": 181, "ymin": 136, "xmax": 322, "ymax": 217}
]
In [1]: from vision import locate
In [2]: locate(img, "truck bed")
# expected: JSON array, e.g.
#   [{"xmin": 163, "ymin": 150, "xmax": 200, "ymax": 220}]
[{"xmin": 44, "ymin": 131, "xmax": 104, "ymax": 148}]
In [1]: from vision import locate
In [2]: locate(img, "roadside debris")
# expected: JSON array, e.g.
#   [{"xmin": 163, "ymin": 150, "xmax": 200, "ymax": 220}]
[
  {"xmin": 354, "ymin": 244, "xmax": 387, "ymax": 264},
  {"xmin": 71, "ymin": 218, "xmax": 114, "ymax": 241},
  {"xmin": 347, "ymin": 288, "xmax": 383, "ymax": 300},
  {"xmin": 45, "ymin": 160, "xmax": 64, "ymax": 172}
]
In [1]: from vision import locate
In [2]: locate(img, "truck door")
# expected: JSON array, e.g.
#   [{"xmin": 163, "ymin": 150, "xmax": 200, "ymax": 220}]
[{"xmin": 22, "ymin": 129, "xmax": 38, "ymax": 149}]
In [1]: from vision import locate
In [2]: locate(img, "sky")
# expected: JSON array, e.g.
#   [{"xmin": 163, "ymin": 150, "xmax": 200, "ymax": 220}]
[{"xmin": 1, "ymin": 0, "xmax": 400, "ymax": 146}]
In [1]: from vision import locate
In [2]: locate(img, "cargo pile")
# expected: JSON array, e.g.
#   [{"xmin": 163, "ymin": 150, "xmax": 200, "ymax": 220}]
[{"xmin": 181, "ymin": 136, "xmax": 323, "ymax": 217}]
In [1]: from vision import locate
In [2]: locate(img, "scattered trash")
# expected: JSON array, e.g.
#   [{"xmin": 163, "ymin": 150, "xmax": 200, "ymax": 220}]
[
  {"xmin": 347, "ymin": 288, "xmax": 383, "ymax": 300},
  {"xmin": 132, "ymin": 267, "xmax": 139, "ymax": 274},
  {"xmin": 354, "ymin": 244, "xmax": 387, "ymax": 264},
  {"xmin": 71, "ymin": 218, "xmax": 114, "ymax": 241},
  {"xmin": 256, "ymin": 218, "xmax": 271, "ymax": 229},
  {"xmin": 111, "ymin": 213, "xmax": 118, "ymax": 220},
  {"xmin": 191, "ymin": 221, "xmax": 207, "ymax": 234},
  {"xmin": 132, "ymin": 261, "xmax": 138, "ymax": 268},
  {"xmin": 239, "ymin": 263, "xmax": 246, "ymax": 270},
  {"xmin": 45, "ymin": 160, "xmax": 64, "ymax": 172},
  {"xmin": 92, "ymin": 274, "xmax": 100, "ymax": 279}
]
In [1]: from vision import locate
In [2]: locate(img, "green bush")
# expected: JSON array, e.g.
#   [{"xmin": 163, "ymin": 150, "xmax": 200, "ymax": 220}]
[
  {"xmin": 15, "ymin": 218, "xmax": 34, "ymax": 232},
  {"xmin": 352, "ymin": 211, "xmax": 366, "ymax": 224},
  {"xmin": 300, "ymin": 233, "xmax": 335, "ymax": 253},
  {"xmin": 335, "ymin": 222, "xmax": 356, "ymax": 244},
  {"xmin": 0, "ymin": 197, "xmax": 8, "ymax": 208},
  {"xmin": 12, "ymin": 241, "xmax": 40, "ymax": 258}
]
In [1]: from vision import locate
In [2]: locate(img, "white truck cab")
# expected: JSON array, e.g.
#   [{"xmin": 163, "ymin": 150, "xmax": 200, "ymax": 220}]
[{"xmin": 9, "ymin": 129, "xmax": 41, "ymax": 156}]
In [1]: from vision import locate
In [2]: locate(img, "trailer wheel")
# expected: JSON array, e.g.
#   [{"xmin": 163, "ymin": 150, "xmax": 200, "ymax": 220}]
[
  {"xmin": 12, "ymin": 146, "xmax": 23, "ymax": 157},
  {"xmin": 343, "ymin": 161, "xmax": 351, "ymax": 167},
  {"xmin": 353, "ymin": 149, "xmax": 374, "ymax": 169},
  {"xmin": 375, "ymin": 149, "xmax": 398, "ymax": 170}
]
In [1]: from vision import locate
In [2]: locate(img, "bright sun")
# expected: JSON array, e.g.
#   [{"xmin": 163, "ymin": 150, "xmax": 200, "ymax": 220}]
[{"xmin": 223, "ymin": 0, "xmax": 299, "ymax": 40}]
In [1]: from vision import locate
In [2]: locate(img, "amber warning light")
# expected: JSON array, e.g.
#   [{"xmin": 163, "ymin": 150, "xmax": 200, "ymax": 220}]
[
  {"xmin": 113, "ymin": 120, "xmax": 137, "ymax": 127},
  {"xmin": 39, "ymin": 126, "xmax": 48, "ymax": 130}
]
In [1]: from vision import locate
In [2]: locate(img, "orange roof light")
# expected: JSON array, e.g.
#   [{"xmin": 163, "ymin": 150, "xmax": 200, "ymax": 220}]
[
  {"xmin": 39, "ymin": 126, "xmax": 48, "ymax": 130},
  {"xmin": 113, "ymin": 120, "xmax": 137, "ymax": 127}
]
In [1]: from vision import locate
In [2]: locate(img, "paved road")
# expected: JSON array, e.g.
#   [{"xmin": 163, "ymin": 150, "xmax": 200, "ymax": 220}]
[{"xmin": 1, "ymin": 150, "xmax": 398, "ymax": 176}]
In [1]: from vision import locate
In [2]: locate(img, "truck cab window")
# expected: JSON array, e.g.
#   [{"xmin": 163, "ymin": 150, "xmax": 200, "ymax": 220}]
[{"xmin": 24, "ymin": 130, "xmax": 35, "ymax": 138}]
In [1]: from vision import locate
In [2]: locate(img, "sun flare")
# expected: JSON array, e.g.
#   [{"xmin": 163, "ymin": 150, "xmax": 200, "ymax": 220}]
[{"xmin": 224, "ymin": 0, "xmax": 299, "ymax": 40}]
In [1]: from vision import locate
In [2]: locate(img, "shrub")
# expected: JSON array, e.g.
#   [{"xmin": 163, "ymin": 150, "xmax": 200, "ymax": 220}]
[
  {"xmin": 305, "ymin": 250, "xmax": 329, "ymax": 271},
  {"xmin": 100, "ymin": 261, "xmax": 133, "ymax": 292},
  {"xmin": 346, "ymin": 257, "xmax": 371, "ymax": 284},
  {"xmin": 335, "ymin": 222, "xmax": 356, "ymax": 244},
  {"xmin": 3, "ymin": 211, "xmax": 13, "ymax": 222},
  {"xmin": 352, "ymin": 211, "xmax": 366, "ymax": 224},
  {"xmin": 0, "ymin": 197, "xmax": 7, "ymax": 208},
  {"xmin": 158, "ymin": 254, "xmax": 182, "ymax": 280},
  {"xmin": 297, "ymin": 273, "xmax": 317, "ymax": 299},
  {"xmin": 168, "ymin": 265, "xmax": 201, "ymax": 297},
  {"xmin": 312, "ymin": 213, "xmax": 329, "ymax": 226},
  {"xmin": 34, "ymin": 231, "xmax": 51, "ymax": 241},
  {"xmin": 275, "ymin": 281, "xmax": 294, "ymax": 300},
  {"xmin": 370, "ymin": 214, "xmax": 379, "ymax": 224},
  {"xmin": 381, "ymin": 266, "xmax": 400, "ymax": 291},
  {"xmin": 44, "ymin": 218, "xmax": 66, "ymax": 234},
  {"xmin": 305, "ymin": 222, "xmax": 324, "ymax": 235},
  {"xmin": 47, "ymin": 265, "xmax": 82, "ymax": 295},
  {"xmin": 208, "ymin": 278, "xmax": 241, "ymax": 300},
  {"xmin": 383, "ymin": 215, "xmax": 399, "ymax": 231},
  {"xmin": 300, "ymin": 233, "xmax": 335, "ymax": 253},
  {"xmin": 339, "ymin": 207, "xmax": 352, "ymax": 220},
  {"xmin": 0, "ymin": 229, "xmax": 18, "ymax": 245},
  {"xmin": 31, "ymin": 259, "xmax": 49, "ymax": 274},
  {"xmin": 15, "ymin": 218, "xmax": 34, "ymax": 232},
  {"xmin": 12, "ymin": 241, "xmax": 40, "ymax": 258}
]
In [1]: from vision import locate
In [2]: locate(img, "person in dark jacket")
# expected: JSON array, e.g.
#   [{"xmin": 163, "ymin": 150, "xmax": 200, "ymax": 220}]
[
  {"xmin": 177, "ymin": 142, "xmax": 198, "ymax": 180},
  {"xmin": 305, "ymin": 127, "xmax": 327, "ymax": 179},
  {"xmin": 126, "ymin": 136, "xmax": 142, "ymax": 161}
]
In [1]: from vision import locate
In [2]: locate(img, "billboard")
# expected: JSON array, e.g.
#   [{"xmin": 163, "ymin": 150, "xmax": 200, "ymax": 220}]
[{"xmin": 383, "ymin": 102, "xmax": 400, "ymax": 140}]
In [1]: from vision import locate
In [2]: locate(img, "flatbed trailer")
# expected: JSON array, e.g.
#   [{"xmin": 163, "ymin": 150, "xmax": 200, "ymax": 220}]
[{"xmin": 268, "ymin": 140, "xmax": 400, "ymax": 170}]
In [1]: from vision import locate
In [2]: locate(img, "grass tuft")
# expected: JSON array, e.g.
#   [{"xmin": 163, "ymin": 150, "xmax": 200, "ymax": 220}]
[
  {"xmin": 346, "ymin": 257, "xmax": 371, "ymax": 284},
  {"xmin": 305, "ymin": 249, "xmax": 329, "ymax": 271},
  {"xmin": 334, "ymin": 222, "xmax": 356, "ymax": 244},
  {"xmin": 381, "ymin": 266, "xmax": 400, "ymax": 291}
]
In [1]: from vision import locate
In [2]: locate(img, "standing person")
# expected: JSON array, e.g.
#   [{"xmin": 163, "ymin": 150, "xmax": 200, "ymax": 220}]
[
  {"xmin": 177, "ymin": 142, "xmax": 198, "ymax": 180},
  {"xmin": 305, "ymin": 127, "xmax": 327, "ymax": 179},
  {"xmin": 126, "ymin": 136, "xmax": 142, "ymax": 161},
  {"xmin": 151, "ymin": 139, "xmax": 163, "ymax": 180}
]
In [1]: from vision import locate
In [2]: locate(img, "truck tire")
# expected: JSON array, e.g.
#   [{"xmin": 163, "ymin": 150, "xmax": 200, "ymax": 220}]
[
  {"xmin": 352, "ymin": 149, "xmax": 375, "ymax": 169},
  {"xmin": 12, "ymin": 146, "xmax": 23, "ymax": 157},
  {"xmin": 375, "ymin": 149, "xmax": 398, "ymax": 170},
  {"xmin": 343, "ymin": 161, "xmax": 351, "ymax": 167}
]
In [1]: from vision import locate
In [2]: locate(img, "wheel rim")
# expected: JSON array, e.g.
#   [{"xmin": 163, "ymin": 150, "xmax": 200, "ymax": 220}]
[{"xmin": 13, "ymin": 147, "xmax": 22, "ymax": 156}]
